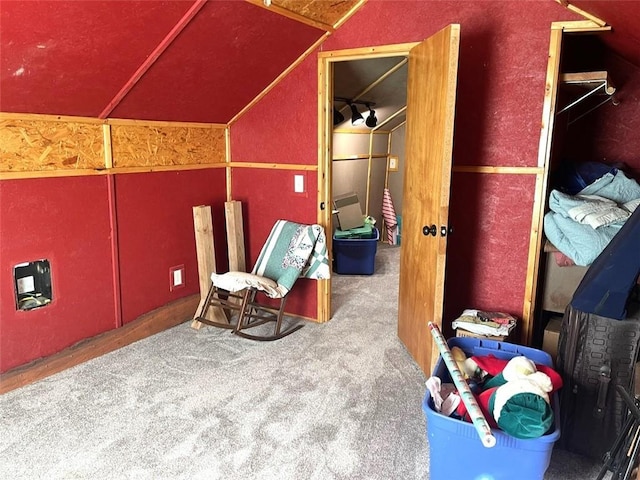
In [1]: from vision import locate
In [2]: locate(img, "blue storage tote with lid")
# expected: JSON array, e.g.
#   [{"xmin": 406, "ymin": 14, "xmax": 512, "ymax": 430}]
[
  {"xmin": 332, "ymin": 227, "xmax": 379, "ymax": 275},
  {"xmin": 423, "ymin": 337, "xmax": 560, "ymax": 480}
]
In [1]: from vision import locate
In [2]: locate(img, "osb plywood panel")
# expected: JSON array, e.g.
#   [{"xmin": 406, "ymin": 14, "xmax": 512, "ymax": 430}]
[
  {"xmin": 0, "ymin": 119, "xmax": 104, "ymax": 172},
  {"xmin": 274, "ymin": 0, "xmax": 360, "ymax": 26},
  {"xmin": 111, "ymin": 125, "xmax": 226, "ymax": 168}
]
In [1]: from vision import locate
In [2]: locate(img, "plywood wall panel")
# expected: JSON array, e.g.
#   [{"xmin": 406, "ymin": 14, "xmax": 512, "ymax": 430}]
[
  {"xmin": 0, "ymin": 118, "xmax": 104, "ymax": 172},
  {"xmin": 274, "ymin": 0, "xmax": 360, "ymax": 26},
  {"xmin": 111, "ymin": 124, "xmax": 226, "ymax": 168}
]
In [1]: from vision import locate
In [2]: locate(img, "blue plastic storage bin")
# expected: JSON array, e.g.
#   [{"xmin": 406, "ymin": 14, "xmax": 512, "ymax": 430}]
[
  {"xmin": 423, "ymin": 337, "xmax": 560, "ymax": 480},
  {"xmin": 332, "ymin": 227, "xmax": 379, "ymax": 275}
]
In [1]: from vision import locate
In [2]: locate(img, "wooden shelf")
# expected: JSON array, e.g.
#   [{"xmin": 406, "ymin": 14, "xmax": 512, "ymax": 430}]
[{"xmin": 560, "ymin": 70, "xmax": 616, "ymax": 94}]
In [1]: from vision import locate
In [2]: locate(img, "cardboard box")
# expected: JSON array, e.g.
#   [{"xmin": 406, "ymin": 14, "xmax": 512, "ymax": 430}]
[
  {"xmin": 455, "ymin": 328, "xmax": 511, "ymax": 342},
  {"xmin": 333, "ymin": 192, "xmax": 364, "ymax": 231},
  {"xmin": 542, "ymin": 317, "xmax": 562, "ymax": 361}
]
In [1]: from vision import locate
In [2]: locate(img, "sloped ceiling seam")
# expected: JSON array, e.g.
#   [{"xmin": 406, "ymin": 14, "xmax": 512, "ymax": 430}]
[
  {"xmin": 555, "ymin": 0, "xmax": 607, "ymax": 26},
  {"xmin": 99, "ymin": 0, "xmax": 208, "ymax": 119}
]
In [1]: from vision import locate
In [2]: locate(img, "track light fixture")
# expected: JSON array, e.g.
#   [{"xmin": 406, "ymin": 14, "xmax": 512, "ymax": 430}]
[
  {"xmin": 349, "ymin": 102, "xmax": 364, "ymax": 126},
  {"xmin": 334, "ymin": 97, "xmax": 377, "ymax": 128},
  {"xmin": 365, "ymin": 103, "xmax": 377, "ymax": 128}
]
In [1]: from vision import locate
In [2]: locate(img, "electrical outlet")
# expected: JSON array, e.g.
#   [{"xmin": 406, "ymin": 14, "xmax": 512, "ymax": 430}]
[
  {"xmin": 169, "ymin": 265, "xmax": 185, "ymax": 291},
  {"xmin": 294, "ymin": 174, "xmax": 305, "ymax": 193}
]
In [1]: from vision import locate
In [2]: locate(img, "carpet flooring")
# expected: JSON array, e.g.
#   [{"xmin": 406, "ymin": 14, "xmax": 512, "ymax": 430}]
[{"xmin": 0, "ymin": 244, "xmax": 609, "ymax": 479}]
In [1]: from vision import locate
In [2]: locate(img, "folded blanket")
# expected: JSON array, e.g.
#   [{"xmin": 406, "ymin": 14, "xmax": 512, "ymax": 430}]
[
  {"xmin": 452, "ymin": 309, "xmax": 517, "ymax": 337},
  {"xmin": 544, "ymin": 170, "xmax": 640, "ymax": 266},
  {"xmin": 544, "ymin": 214, "xmax": 622, "ymax": 266},
  {"xmin": 212, "ymin": 220, "xmax": 330, "ymax": 298},
  {"xmin": 567, "ymin": 194, "xmax": 629, "ymax": 229}
]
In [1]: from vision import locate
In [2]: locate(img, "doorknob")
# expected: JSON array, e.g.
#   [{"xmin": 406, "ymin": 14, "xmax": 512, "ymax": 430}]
[
  {"xmin": 440, "ymin": 225, "xmax": 453, "ymax": 236},
  {"xmin": 423, "ymin": 225, "xmax": 437, "ymax": 236}
]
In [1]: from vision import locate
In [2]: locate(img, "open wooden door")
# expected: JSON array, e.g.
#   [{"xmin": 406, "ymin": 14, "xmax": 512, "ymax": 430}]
[{"xmin": 397, "ymin": 24, "xmax": 460, "ymax": 377}]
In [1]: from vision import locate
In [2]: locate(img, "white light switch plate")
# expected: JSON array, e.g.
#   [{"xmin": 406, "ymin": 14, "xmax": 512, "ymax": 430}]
[{"xmin": 294, "ymin": 174, "xmax": 304, "ymax": 193}]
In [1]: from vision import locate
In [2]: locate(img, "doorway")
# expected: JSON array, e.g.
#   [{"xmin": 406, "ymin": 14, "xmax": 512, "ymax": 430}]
[
  {"xmin": 317, "ymin": 43, "xmax": 417, "ymax": 324},
  {"xmin": 318, "ymin": 26, "xmax": 461, "ymax": 376},
  {"xmin": 329, "ymin": 54, "xmax": 408, "ymax": 316}
]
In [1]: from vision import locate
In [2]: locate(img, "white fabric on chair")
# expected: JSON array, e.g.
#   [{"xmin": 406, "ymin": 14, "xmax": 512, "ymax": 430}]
[{"xmin": 210, "ymin": 271, "xmax": 280, "ymax": 298}]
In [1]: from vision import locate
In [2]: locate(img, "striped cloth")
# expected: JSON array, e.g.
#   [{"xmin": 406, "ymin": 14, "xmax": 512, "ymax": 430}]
[{"xmin": 382, "ymin": 188, "xmax": 398, "ymax": 244}]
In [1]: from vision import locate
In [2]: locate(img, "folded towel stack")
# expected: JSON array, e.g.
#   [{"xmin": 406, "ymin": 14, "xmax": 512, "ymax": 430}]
[{"xmin": 452, "ymin": 309, "xmax": 517, "ymax": 337}]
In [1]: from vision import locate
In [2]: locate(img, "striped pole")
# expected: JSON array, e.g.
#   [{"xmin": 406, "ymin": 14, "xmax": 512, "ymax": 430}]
[{"xmin": 428, "ymin": 322, "xmax": 496, "ymax": 448}]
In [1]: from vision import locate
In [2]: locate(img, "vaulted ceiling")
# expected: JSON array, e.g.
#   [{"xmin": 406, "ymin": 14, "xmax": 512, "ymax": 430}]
[
  {"xmin": 0, "ymin": 0, "xmax": 361, "ymax": 124},
  {"xmin": 1, "ymin": 0, "xmax": 638, "ymax": 126}
]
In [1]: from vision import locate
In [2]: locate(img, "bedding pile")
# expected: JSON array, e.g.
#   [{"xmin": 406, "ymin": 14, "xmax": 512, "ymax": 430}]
[{"xmin": 544, "ymin": 168, "xmax": 640, "ymax": 266}]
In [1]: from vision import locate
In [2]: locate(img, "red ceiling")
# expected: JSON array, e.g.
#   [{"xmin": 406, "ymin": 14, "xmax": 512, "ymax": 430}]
[
  {"xmin": 0, "ymin": 0, "xmax": 324, "ymax": 123},
  {"xmin": 0, "ymin": 1, "xmax": 638, "ymax": 124}
]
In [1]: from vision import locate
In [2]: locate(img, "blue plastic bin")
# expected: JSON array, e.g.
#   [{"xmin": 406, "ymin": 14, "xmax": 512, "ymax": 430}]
[
  {"xmin": 423, "ymin": 337, "xmax": 560, "ymax": 480},
  {"xmin": 332, "ymin": 227, "xmax": 379, "ymax": 275}
]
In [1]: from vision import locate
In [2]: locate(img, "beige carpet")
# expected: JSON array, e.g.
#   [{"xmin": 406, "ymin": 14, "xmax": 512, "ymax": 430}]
[{"xmin": 0, "ymin": 244, "xmax": 605, "ymax": 479}]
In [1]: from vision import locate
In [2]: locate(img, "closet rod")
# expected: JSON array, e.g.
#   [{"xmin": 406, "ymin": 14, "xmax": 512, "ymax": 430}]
[
  {"xmin": 567, "ymin": 95, "xmax": 617, "ymax": 126},
  {"xmin": 556, "ymin": 81, "xmax": 608, "ymax": 115}
]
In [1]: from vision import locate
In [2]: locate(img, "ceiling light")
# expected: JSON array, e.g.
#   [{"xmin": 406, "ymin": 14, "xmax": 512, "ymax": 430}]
[
  {"xmin": 365, "ymin": 104, "xmax": 377, "ymax": 128},
  {"xmin": 333, "ymin": 108, "xmax": 345, "ymax": 126},
  {"xmin": 349, "ymin": 103, "xmax": 364, "ymax": 126}
]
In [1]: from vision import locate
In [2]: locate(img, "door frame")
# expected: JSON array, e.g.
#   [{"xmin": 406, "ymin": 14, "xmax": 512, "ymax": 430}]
[
  {"xmin": 316, "ymin": 43, "xmax": 419, "ymax": 323},
  {"xmin": 523, "ymin": 19, "xmax": 610, "ymax": 344}
]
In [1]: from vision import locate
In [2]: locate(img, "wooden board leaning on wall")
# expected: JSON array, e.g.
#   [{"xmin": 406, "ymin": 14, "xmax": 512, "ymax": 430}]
[{"xmin": 0, "ymin": 113, "xmax": 228, "ymax": 179}]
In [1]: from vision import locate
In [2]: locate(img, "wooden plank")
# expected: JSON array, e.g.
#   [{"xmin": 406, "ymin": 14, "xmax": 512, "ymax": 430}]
[
  {"xmin": 317, "ymin": 54, "xmax": 332, "ymax": 324},
  {"xmin": 0, "ymin": 112, "xmax": 105, "ymax": 124},
  {"xmin": 522, "ymin": 27, "xmax": 565, "ymax": 346},
  {"xmin": 452, "ymin": 165, "xmax": 544, "ymax": 175},
  {"xmin": 0, "ymin": 294, "xmax": 199, "ymax": 395},
  {"xmin": 555, "ymin": 1, "xmax": 607, "ymax": 26},
  {"xmin": 225, "ymin": 201, "xmax": 246, "ymax": 272},
  {"xmin": 0, "ymin": 169, "xmax": 106, "ymax": 180},
  {"xmin": 228, "ymin": 162, "xmax": 317, "ymax": 170},
  {"xmin": 318, "ymin": 43, "xmax": 420, "ymax": 61},
  {"xmin": 106, "ymin": 118, "xmax": 226, "ymax": 129},
  {"xmin": 561, "ymin": 71, "xmax": 616, "ymax": 95},
  {"xmin": 191, "ymin": 205, "xmax": 228, "ymax": 329},
  {"xmin": 102, "ymin": 124, "xmax": 113, "ymax": 169}
]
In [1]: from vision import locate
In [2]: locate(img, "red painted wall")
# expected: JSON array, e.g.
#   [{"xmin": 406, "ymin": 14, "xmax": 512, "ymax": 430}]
[
  {"xmin": 231, "ymin": 1, "xmax": 581, "ymax": 326},
  {"xmin": 0, "ymin": 168, "xmax": 227, "ymax": 372},
  {"xmin": 115, "ymin": 169, "xmax": 228, "ymax": 324},
  {"xmin": 230, "ymin": 167, "xmax": 319, "ymax": 319},
  {"xmin": 443, "ymin": 173, "xmax": 538, "ymax": 333},
  {"xmin": 1, "ymin": 176, "xmax": 116, "ymax": 372},
  {"xmin": 230, "ymin": 53, "xmax": 321, "ymax": 319}
]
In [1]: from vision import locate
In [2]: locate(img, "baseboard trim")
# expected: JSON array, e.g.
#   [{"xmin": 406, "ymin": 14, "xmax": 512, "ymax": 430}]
[{"xmin": 0, "ymin": 294, "xmax": 200, "ymax": 395}]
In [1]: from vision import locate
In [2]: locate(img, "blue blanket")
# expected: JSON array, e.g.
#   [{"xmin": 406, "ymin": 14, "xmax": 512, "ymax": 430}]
[{"xmin": 544, "ymin": 170, "xmax": 640, "ymax": 266}]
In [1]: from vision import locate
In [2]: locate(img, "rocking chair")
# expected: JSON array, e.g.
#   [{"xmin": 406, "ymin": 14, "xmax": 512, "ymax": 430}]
[{"xmin": 194, "ymin": 219, "xmax": 330, "ymax": 341}]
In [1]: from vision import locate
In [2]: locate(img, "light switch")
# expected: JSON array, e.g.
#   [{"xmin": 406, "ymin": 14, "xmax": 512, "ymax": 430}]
[{"xmin": 294, "ymin": 174, "xmax": 305, "ymax": 193}]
